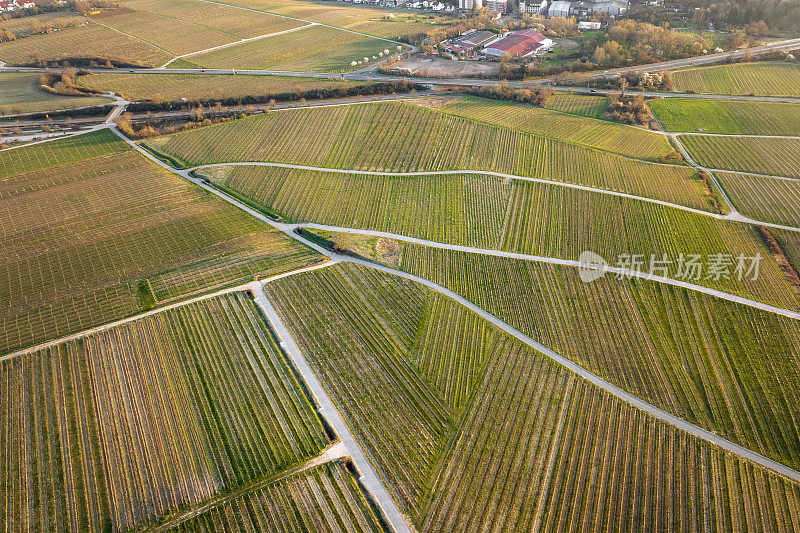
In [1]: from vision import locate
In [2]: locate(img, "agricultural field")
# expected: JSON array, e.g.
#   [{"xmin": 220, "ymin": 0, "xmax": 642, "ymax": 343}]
[
  {"xmin": 0, "ymin": 12, "xmax": 84, "ymax": 39},
  {"xmin": 189, "ymin": 25, "xmax": 395, "ymax": 72},
  {"xmin": 394, "ymin": 244, "xmax": 800, "ymax": 471},
  {"xmin": 717, "ymin": 172, "xmax": 800, "ymax": 227},
  {"xmin": 439, "ymin": 96, "xmax": 671, "ymax": 161},
  {"xmin": 672, "ymin": 60, "xmax": 800, "ymax": 96},
  {"xmin": 776, "ymin": 230, "xmax": 800, "ymax": 273},
  {"xmin": 0, "ymin": 292, "xmax": 330, "ymax": 531},
  {"xmin": 195, "ymin": 0, "xmax": 441, "ymax": 40},
  {"xmin": 75, "ymin": 72, "xmax": 365, "ymax": 102},
  {"xmin": 0, "ymin": 21, "xmax": 171, "ymax": 67},
  {"xmin": 0, "ymin": 136, "xmax": 320, "ymax": 354},
  {"xmin": 198, "ymin": 165, "xmax": 511, "ymax": 248},
  {"xmin": 168, "ymin": 461, "xmax": 389, "ymax": 532},
  {"xmin": 202, "ymin": 162, "xmax": 793, "ymax": 308},
  {"xmin": 87, "ymin": 3, "xmax": 303, "ymax": 58},
  {"xmin": 0, "ymin": 73, "xmax": 111, "ymax": 115},
  {"xmin": 265, "ymin": 263, "xmax": 460, "ymax": 516},
  {"xmin": 117, "ymin": 0, "xmax": 307, "ymax": 39},
  {"xmin": 267, "ymin": 261, "xmax": 800, "ymax": 530},
  {"xmin": 144, "ymin": 101, "xmax": 708, "ymax": 210},
  {"xmin": 544, "ymin": 93, "xmax": 608, "ymax": 118},
  {"xmin": 0, "ymin": 129, "xmax": 127, "ymax": 178},
  {"xmin": 651, "ymin": 98, "xmax": 800, "ymax": 135},
  {"xmin": 682, "ymin": 134, "xmax": 800, "ymax": 179}
]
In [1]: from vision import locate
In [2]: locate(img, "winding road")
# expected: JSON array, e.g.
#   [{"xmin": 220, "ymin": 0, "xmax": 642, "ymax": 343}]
[
  {"xmin": 107, "ymin": 127, "xmax": 800, "ymax": 489},
  {"xmin": 189, "ymin": 160, "xmax": 800, "ymax": 233}
]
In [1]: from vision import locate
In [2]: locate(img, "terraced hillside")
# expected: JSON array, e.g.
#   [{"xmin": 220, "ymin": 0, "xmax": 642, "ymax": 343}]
[
  {"xmin": 145, "ymin": 101, "xmax": 704, "ymax": 208},
  {"xmin": 266, "ymin": 262, "xmax": 800, "ymax": 531},
  {"xmin": 0, "ymin": 292, "xmax": 330, "ymax": 531},
  {"xmin": 0, "ymin": 132, "xmax": 320, "ymax": 354}
]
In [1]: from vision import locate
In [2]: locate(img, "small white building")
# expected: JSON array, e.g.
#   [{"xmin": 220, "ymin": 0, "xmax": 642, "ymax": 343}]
[{"xmin": 578, "ymin": 20, "xmax": 601, "ymax": 29}]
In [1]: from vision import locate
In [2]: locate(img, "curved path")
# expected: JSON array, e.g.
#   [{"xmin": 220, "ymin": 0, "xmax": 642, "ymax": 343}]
[
  {"xmin": 189, "ymin": 160, "xmax": 800, "ymax": 232},
  {"xmin": 113, "ymin": 129, "xmax": 800, "ymax": 486}
]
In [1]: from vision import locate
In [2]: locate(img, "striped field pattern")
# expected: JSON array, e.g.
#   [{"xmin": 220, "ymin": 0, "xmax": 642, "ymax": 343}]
[{"xmin": 0, "ymin": 292, "xmax": 329, "ymax": 531}]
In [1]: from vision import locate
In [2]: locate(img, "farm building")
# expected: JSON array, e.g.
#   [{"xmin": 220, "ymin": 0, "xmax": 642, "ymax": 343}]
[
  {"xmin": 482, "ymin": 29, "xmax": 554, "ymax": 59},
  {"xmin": 441, "ymin": 29, "xmax": 499, "ymax": 55}
]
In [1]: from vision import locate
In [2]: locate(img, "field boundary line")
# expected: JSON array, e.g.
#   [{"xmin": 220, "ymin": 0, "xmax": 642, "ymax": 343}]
[
  {"xmin": 144, "ymin": 443, "xmax": 348, "ymax": 532},
  {"xmin": 190, "ymin": 161, "xmax": 800, "ymax": 232},
  {"xmin": 294, "ymin": 223, "xmax": 800, "ymax": 321},
  {"xmin": 159, "ymin": 23, "xmax": 317, "ymax": 68},
  {"xmin": 253, "ymin": 281, "xmax": 412, "ymax": 533},
  {"xmin": 87, "ymin": 19, "xmax": 176, "ymax": 58},
  {"xmin": 190, "ymin": 0, "xmax": 413, "ymax": 48},
  {"xmin": 0, "ymin": 260, "xmax": 330, "ymax": 362},
  {"xmin": 114, "ymin": 124, "xmax": 800, "ymax": 487},
  {"xmin": 338, "ymin": 255, "xmax": 800, "ymax": 484}
]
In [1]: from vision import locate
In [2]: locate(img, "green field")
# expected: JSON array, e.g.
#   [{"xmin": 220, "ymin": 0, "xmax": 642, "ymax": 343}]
[
  {"xmin": 544, "ymin": 93, "xmax": 608, "ymax": 118},
  {"xmin": 267, "ymin": 262, "xmax": 800, "ymax": 530},
  {"xmin": 440, "ymin": 96, "xmax": 670, "ymax": 161},
  {"xmin": 168, "ymin": 461, "xmax": 389, "ymax": 532},
  {"xmin": 0, "ymin": 292, "xmax": 330, "ymax": 530},
  {"xmin": 0, "ymin": 12, "xmax": 84, "ymax": 38},
  {"xmin": 0, "ymin": 134, "xmax": 320, "ymax": 354},
  {"xmin": 0, "ymin": 73, "xmax": 111, "ymax": 115},
  {"xmin": 672, "ymin": 61, "xmax": 800, "ymax": 96},
  {"xmin": 0, "ymin": 130, "xmax": 127, "ymax": 178},
  {"xmin": 200, "ymin": 163, "xmax": 795, "ymax": 309},
  {"xmin": 392, "ymin": 244, "xmax": 800, "ymax": 472},
  {"xmin": 651, "ymin": 98, "xmax": 800, "ymax": 135},
  {"xmin": 75, "ymin": 72, "xmax": 365, "ymax": 102},
  {"xmin": 144, "ymin": 101, "xmax": 705, "ymax": 209},
  {"xmin": 718, "ymin": 172, "xmax": 800, "ymax": 227},
  {"xmin": 682, "ymin": 134, "xmax": 800, "ymax": 178}
]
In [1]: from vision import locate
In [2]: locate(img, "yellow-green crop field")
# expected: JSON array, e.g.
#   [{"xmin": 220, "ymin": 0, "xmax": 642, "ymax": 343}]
[
  {"xmin": 267, "ymin": 262, "xmax": 800, "ymax": 531},
  {"xmin": 717, "ymin": 172, "xmax": 800, "ymax": 227},
  {"xmin": 545, "ymin": 93, "xmax": 608, "ymax": 118},
  {"xmin": 200, "ymin": 164, "xmax": 792, "ymax": 309},
  {"xmin": 144, "ymin": 101, "xmax": 705, "ymax": 208},
  {"xmin": 672, "ymin": 61, "xmax": 800, "ymax": 96},
  {"xmin": 0, "ymin": 131, "xmax": 320, "ymax": 354},
  {"xmin": 0, "ymin": 73, "xmax": 111, "ymax": 115},
  {"xmin": 75, "ymin": 72, "xmax": 364, "ymax": 102},
  {"xmin": 0, "ymin": 292, "xmax": 330, "ymax": 531},
  {"xmin": 651, "ymin": 98, "xmax": 800, "ymax": 135},
  {"xmin": 440, "ymin": 96, "xmax": 669, "ymax": 160},
  {"xmin": 168, "ymin": 461, "xmax": 389, "ymax": 532},
  {"xmin": 682, "ymin": 134, "xmax": 800, "ymax": 178}
]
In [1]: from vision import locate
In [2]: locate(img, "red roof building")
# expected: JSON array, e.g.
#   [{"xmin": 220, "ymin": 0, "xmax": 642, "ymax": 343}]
[{"xmin": 482, "ymin": 29, "xmax": 555, "ymax": 58}]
